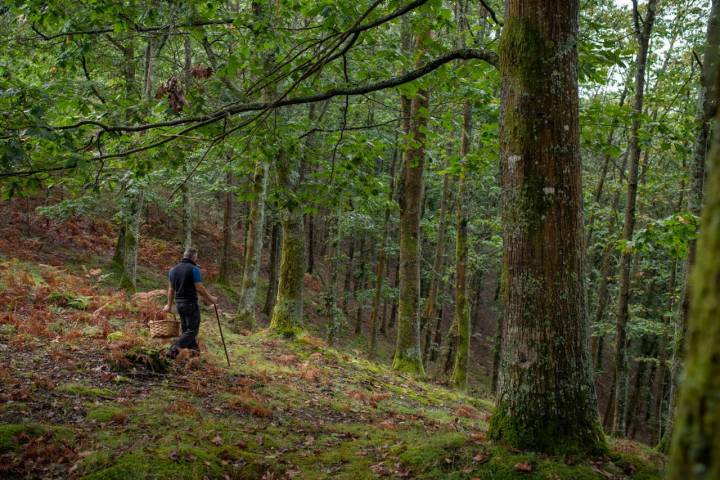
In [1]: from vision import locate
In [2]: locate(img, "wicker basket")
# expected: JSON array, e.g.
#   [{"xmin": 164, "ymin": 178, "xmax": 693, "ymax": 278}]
[{"xmin": 149, "ymin": 312, "xmax": 180, "ymax": 338}]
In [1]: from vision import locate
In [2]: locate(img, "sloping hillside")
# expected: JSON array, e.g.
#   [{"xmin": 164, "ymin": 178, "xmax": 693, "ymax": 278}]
[
  {"xmin": 0, "ymin": 261, "xmax": 664, "ymax": 479},
  {"xmin": 0, "ymin": 212, "xmax": 664, "ymax": 479}
]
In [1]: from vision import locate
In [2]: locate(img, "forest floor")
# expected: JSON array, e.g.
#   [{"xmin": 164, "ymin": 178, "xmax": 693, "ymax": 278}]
[{"xmin": 0, "ymin": 209, "xmax": 666, "ymax": 479}]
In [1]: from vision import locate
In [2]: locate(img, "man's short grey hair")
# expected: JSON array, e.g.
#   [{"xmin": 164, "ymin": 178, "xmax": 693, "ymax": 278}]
[{"xmin": 183, "ymin": 247, "xmax": 198, "ymax": 260}]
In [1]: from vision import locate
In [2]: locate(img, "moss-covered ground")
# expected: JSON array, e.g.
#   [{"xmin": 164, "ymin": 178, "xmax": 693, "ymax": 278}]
[{"xmin": 0, "ymin": 229, "xmax": 666, "ymax": 479}]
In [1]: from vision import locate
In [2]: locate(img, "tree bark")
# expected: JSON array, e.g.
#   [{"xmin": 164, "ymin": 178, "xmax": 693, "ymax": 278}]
[
  {"xmin": 664, "ymin": 0, "xmax": 720, "ymax": 452},
  {"xmin": 369, "ymin": 138, "xmax": 400, "ymax": 357},
  {"xmin": 668, "ymin": 16, "xmax": 720, "ymax": 474},
  {"xmin": 488, "ymin": 0, "xmax": 605, "ymax": 455},
  {"xmin": 612, "ymin": 0, "xmax": 658, "ymax": 437},
  {"xmin": 326, "ymin": 209, "xmax": 342, "ymax": 345},
  {"xmin": 218, "ymin": 170, "xmax": 234, "ymax": 284},
  {"xmin": 235, "ymin": 159, "xmax": 270, "ymax": 331},
  {"xmin": 263, "ymin": 221, "xmax": 281, "ymax": 317},
  {"xmin": 421, "ymin": 172, "xmax": 452, "ymax": 365},
  {"xmin": 451, "ymin": 101, "xmax": 472, "ymax": 390},
  {"xmin": 353, "ymin": 238, "xmax": 367, "ymax": 335},
  {"xmin": 392, "ymin": 30, "xmax": 429, "ymax": 376},
  {"xmin": 269, "ymin": 148, "xmax": 305, "ymax": 335}
]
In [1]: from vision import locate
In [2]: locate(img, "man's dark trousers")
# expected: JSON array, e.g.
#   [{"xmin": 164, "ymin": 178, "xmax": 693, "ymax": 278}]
[{"xmin": 169, "ymin": 301, "xmax": 201, "ymax": 357}]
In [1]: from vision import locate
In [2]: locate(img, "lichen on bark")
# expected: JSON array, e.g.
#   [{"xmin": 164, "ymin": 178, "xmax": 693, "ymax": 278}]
[
  {"xmin": 488, "ymin": 0, "xmax": 605, "ymax": 456},
  {"xmin": 667, "ymin": 8, "xmax": 720, "ymax": 472}
]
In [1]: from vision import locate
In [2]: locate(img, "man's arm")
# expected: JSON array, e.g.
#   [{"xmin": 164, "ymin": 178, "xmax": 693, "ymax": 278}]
[
  {"xmin": 163, "ymin": 281, "xmax": 175, "ymax": 312},
  {"xmin": 163, "ymin": 282, "xmax": 175, "ymax": 312},
  {"xmin": 195, "ymin": 282, "xmax": 218, "ymax": 305}
]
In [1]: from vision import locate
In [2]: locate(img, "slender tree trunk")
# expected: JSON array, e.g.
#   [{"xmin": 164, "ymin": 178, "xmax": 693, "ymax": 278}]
[
  {"xmin": 353, "ymin": 238, "xmax": 367, "ymax": 335},
  {"xmin": 119, "ymin": 189, "xmax": 143, "ymax": 291},
  {"xmin": 388, "ymin": 260, "xmax": 399, "ymax": 331},
  {"xmin": 668, "ymin": 14, "xmax": 720, "ymax": 473},
  {"xmin": 393, "ymin": 30, "xmax": 429, "ymax": 376},
  {"xmin": 451, "ymin": 101, "xmax": 472, "ymax": 390},
  {"xmin": 235, "ymin": 159, "xmax": 270, "ymax": 330},
  {"xmin": 664, "ymin": 0, "xmax": 720, "ymax": 453},
  {"xmin": 326, "ymin": 209, "xmax": 342, "ymax": 345},
  {"xmin": 218, "ymin": 171, "xmax": 234, "ymax": 284},
  {"xmin": 181, "ymin": 37, "xmax": 193, "ymax": 250},
  {"xmin": 429, "ymin": 283, "xmax": 446, "ymax": 364},
  {"xmin": 263, "ymin": 221, "xmax": 281, "ymax": 317},
  {"xmin": 342, "ymin": 239, "xmax": 355, "ymax": 311},
  {"xmin": 488, "ymin": 0, "xmax": 605, "ymax": 455},
  {"xmin": 181, "ymin": 171, "xmax": 193, "ymax": 250},
  {"xmin": 421, "ymin": 173, "xmax": 452, "ymax": 365},
  {"xmin": 369, "ymin": 139, "xmax": 400, "ymax": 357},
  {"xmin": 612, "ymin": 0, "xmax": 658, "ymax": 437},
  {"xmin": 306, "ymin": 214, "xmax": 314, "ymax": 275},
  {"xmin": 234, "ymin": 1, "xmax": 273, "ymax": 331}
]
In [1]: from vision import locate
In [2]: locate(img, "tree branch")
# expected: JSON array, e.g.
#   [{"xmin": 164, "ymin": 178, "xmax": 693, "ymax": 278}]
[
  {"xmin": 49, "ymin": 48, "xmax": 497, "ymax": 134},
  {"xmin": 3, "ymin": 48, "xmax": 496, "ymax": 179}
]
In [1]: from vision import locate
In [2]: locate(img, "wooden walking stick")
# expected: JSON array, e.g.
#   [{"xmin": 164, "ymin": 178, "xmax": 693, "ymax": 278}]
[{"xmin": 214, "ymin": 304, "xmax": 231, "ymax": 367}]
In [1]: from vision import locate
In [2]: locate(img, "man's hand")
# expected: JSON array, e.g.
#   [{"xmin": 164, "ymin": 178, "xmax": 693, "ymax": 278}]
[
  {"xmin": 163, "ymin": 304, "xmax": 171, "ymax": 313},
  {"xmin": 208, "ymin": 295, "xmax": 218, "ymax": 305}
]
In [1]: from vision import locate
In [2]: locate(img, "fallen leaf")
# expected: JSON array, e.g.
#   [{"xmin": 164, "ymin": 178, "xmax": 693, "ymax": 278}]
[
  {"xmin": 514, "ymin": 462, "xmax": 533, "ymax": 472},
  {"xmin": 473, "ymin": 452, "xmax": 490, "ymax": 464},
  {"xmin": 212, "ymin": 434, "xmax": 223, "ymax": 446}
]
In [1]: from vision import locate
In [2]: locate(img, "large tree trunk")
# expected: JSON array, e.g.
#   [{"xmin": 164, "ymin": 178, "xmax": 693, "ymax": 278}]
[
  {"xmin": 668, "ymin": 16, "xmax": 720, "ymax": 475},
  {"xmin": 392, "ymin": 30, "xmax": 429, "ymax": 376},
  {"xmin": 488, "ymin": 0, "xmax": 605, "ymax": 455},
  {"xmin": 269, "ymin": 150, "xmax": 305, "ymax": 335},
  {"xmin": 664, "ymin": 0, "xmax": 720, "ymax": 452},
  {"xmin": 611, "ymin": 0, "xmax": 658, "ymax": 437},
  {"xmin": 450, "ymin": 101, "xmax": 472, "ymax": 390}
]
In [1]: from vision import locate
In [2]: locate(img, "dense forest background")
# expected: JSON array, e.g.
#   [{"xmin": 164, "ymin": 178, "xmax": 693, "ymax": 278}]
[{"xmin": 1, "ymin": 0, "xmax": 719, "ymax": 478}]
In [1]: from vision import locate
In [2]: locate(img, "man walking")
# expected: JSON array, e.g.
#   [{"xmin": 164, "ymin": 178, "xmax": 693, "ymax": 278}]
[{"xmin": 164, "ymin": 247, "xmax": 217, "ymax": 358}]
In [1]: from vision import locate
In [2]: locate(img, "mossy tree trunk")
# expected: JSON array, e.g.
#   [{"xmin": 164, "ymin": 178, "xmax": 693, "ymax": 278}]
[
  {"xmin": 392, "ymin": 30, "xmax": 429, "ymax": 376},
  {"xmin": 234, "ymin": 1, "xmax": 273, "ymax": 331},
  {"xmin": 269, "ymin": 149, "xmax": 305, "ymax": 336},
  {"xmin": 235, "ymin": 159, "xmax": 269, "ymax": 330},
  {"xmin": 611, "ymin": 0, "xmax": 658, "ymax": 437},
  {"xmin": 118, "ymin": 188, "xmax": 143, "ymax": 291},
  {"xmin": 451, "ymin": 101, "xmax": 472, "ymax": 390},
  {"xmin": 488, "ymin": 0, "xmax": 605, "ymax": 455},
  {"xmin": 263, "ymin": 220, "xmax": 280, "ymax": 316},
  {"xmin": 664, "ymin": 0, "xmax": 720, "ymax": 452},
  {"xmin": 668, "ymin": 18, "xmax": 720, "ymax": 475}
]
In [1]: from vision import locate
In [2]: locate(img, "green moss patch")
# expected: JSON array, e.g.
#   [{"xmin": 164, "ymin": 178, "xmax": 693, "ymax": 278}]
[
  {"xmin": 0, "ymin": 423, "xmax": 74, "ymax": 454},
  {"xmin": 57, "ymin": 382, "xmax": 115, "ymax": 398}
]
